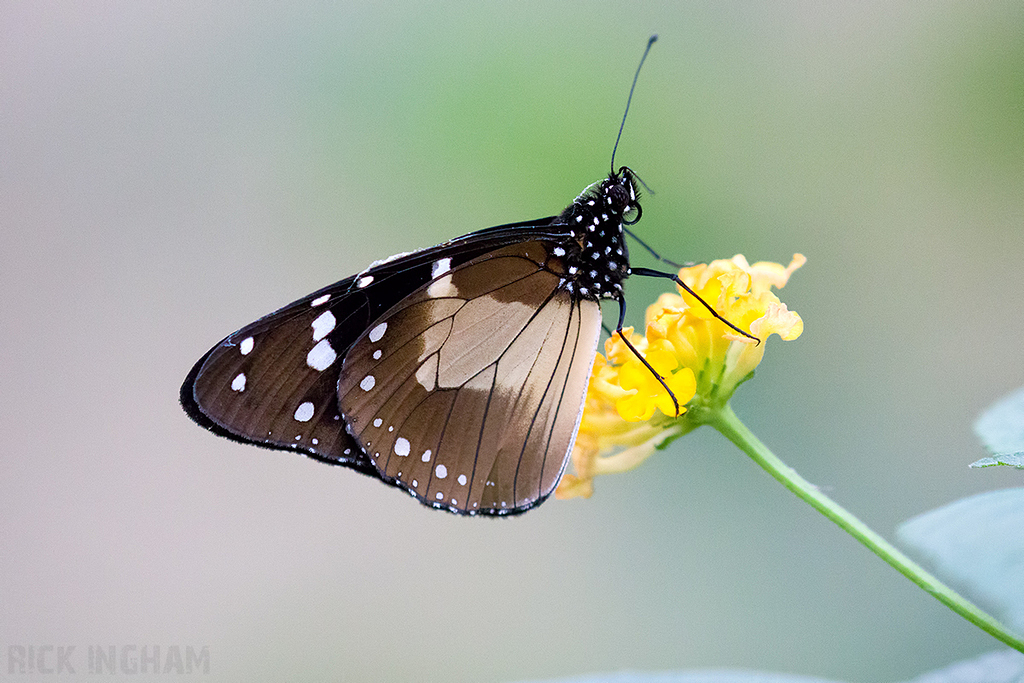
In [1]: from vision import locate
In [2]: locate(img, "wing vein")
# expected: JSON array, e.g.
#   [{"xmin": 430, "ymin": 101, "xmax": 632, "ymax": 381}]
[
  {"xmin": 536, "ymin": 299, "xmax": 586, "ymax": 500},
  {"xmin": 511, "ymin": 295, "xmax": 579, "ymax": 503}
]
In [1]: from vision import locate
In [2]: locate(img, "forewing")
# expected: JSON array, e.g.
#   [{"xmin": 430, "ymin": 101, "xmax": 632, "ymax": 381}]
[
  {"xmin": 180, "ymin": 222, "xmax": 564, "ymax": 476},
  {"xmin": 181, "ymin": 279, "xmax": 374, "ymax": 472},
  {"xmin": 179, "ymin": 216, "xmax": 573, "ymax": 479},
  {"xmin": 338, "ymin": 241, "xmax": 602, "ymax": 515}
]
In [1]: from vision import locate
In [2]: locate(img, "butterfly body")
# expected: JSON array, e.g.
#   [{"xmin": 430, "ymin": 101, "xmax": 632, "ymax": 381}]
[
  {"xmin": 555, "ymin": 171, "xmax": 635, "ymax": 301},
  {"xmin": 181, "ymin": 168, "xmax": 643, "ymax": 515}
]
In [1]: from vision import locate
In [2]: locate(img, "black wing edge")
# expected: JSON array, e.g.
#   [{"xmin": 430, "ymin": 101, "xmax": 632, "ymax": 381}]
[{"xmin": 178, "ymin": 341, "xmax": 382, "ymax": 479}]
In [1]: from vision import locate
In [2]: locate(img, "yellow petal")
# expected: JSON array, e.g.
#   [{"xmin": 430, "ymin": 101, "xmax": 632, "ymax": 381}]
[
  {"xmin": 750, "ymin": 303, "xmax": 804, "ymax": 341},
  {"xmin": 616, "ymin": 391, "xmax": 656, "ymax": 422},
  {"xmin": 555, "ymin": 474, "xmax": 593, "ymax": 499}
]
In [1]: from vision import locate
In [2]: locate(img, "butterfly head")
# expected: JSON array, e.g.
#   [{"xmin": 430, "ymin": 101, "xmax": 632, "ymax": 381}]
[
  {"xmin": 565, "ymin": 167, "xmax": 642, "ymax": 224},
  {"xmin": 609, "ymin": 166, "xmax": 642, "ymax": 225}
]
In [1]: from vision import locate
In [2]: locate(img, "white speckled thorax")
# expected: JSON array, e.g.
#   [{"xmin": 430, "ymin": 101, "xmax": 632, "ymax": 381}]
[{"xmin": 557, "ymin": 170, "xmax": 638, "ymax": 301}]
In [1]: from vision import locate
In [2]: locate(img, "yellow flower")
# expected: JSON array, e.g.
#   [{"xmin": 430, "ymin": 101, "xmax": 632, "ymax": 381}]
[
  {"xmin": 556, "ymin": 254, "xmax": 805, "ymax": 500},
  {"xmin": 615, "ymin": 339, "xmax": 697, "ymax": 421}
]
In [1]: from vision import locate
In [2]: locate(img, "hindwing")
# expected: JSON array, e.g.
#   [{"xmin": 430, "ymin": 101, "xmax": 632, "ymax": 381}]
[{"xmin": 337, "ymin": 241, "xmax": 601, "ymax": 514}]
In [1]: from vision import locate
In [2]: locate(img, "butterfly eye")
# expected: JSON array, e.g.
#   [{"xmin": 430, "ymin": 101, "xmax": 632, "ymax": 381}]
[{"xmin": 623, "ymin": 204, "xmax": 642, "ymax": 225}]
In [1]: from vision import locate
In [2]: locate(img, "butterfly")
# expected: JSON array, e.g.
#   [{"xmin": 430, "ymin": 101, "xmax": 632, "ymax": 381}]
[{"xmin": 180, "ymin": 36, "xmax": 752, "ymax": 515}]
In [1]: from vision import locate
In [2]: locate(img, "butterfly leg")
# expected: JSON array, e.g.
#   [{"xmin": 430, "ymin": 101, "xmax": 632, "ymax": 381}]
[
  {"xmin": 614, "ymin": 294, "xmax": 682, "ymax": 417},
  {"xmin": 630, "ymin": 267, "xmax": 761, "ymax": 344}
]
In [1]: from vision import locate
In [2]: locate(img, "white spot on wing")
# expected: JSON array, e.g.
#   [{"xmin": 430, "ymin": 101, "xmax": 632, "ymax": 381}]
[
  {"xmin": 457, "ymin": 474, "xmax": 467, "ymax": 486},
  {"xmin": 311, "ymin": 294, "xmax": 330, "ymax": 307},
  {"xmin": 435, "ymin": 464, "xmax": 447, "ymax": 479},
  {"xmin": 368, "ymin": 322, "xmax": 387, "ymax": 343},
  {"xmin": 357, "ymin": 275, "xmax": 374, "ymax": 288},
  {"xmin": 432, "ymin": 258, "xmax": 451, "ymax": 278},
  {"xmin": 394, "ymin": 438, "xmax": 410, "ymax": 456},
  {"xmin": 373, "ymin": 418, "xmax": 382, "ymax": 427},
  {"xmin": 239, "ymin": 337, "xmax": 254, "ymax": 355},
  {"xmin": 373, "ymin": 350, "xmax": 382, "ymax": 360},
  {"xmin": 306, "ymin": 339, "xmax": 337, "ymax": 371},
  {"xmin": 360, "ymin": 375, "xmax": 376, "ymax": 391},
  {"xmin": 294, "ymin": 402, "xmax": 314, "ymax": 422},
  {"xmin": 421, "ymin": 449, "xmax": 431, "ymax": 462},
  {"xmin": 231, "ymin": 373, "xmax": 246, "ymax": 391},
  {"xmin": 311, "ymin": 310, "xmax": 336, "ymax": 341}
]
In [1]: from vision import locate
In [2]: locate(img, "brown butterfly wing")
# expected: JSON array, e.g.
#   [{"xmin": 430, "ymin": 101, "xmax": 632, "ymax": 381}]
[
  {"xmin": 337, "ymin": 241, "xmax": 601, "ymax": 515},
  {"xmin": 180, "ymin": 222, "xmax": 566, "ymax": 478},
  {"xmin": 182, "ymin": 284, "xmax": 375, "ymax": 473}
]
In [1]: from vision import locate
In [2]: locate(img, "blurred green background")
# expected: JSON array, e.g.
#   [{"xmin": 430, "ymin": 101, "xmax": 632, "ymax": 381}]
[{"xmin": 3, "ymin": 2, "xmax": 1023, "ymax": 681}]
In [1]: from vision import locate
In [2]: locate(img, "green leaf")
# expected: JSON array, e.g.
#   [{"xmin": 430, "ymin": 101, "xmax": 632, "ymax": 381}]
[
  {"xmin": 974, "ymin": 386, "xmax": 1024, "ymax": 460},
  {"xmin": 514, "ymin": 674, "xmax": 842, "ymax": 683},
  {"xmin": 897, "ymin": 488, "xmax": 1024, "ymax": 633},
  {"xmin": 899, "ymin": 651, "xmax": 1024, "ymax": 683},
  {"xmin": 508, "ymin": 650, "xmax": 1024, "ymax": 683},
  {"xmin": 970, "ymin": 454, "xmax": 1024, "ymax": 469}
]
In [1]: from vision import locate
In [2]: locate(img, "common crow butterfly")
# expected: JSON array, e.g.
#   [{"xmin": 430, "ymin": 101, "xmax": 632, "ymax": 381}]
[{"xmin": 181, "ymin": 36, "xmax": 750, "ymax": 515}]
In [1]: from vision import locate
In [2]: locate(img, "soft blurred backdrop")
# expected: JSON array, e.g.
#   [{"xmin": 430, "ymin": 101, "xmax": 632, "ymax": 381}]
[{"xmin": 3, "ymin": 2, "xmax": 1022, "ymax": 681}]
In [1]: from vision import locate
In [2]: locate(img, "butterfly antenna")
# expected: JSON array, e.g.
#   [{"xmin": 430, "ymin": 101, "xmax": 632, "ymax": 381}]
[{"xmin": 610, "ymin": 34, "xmax": 658, "ymax": 175}]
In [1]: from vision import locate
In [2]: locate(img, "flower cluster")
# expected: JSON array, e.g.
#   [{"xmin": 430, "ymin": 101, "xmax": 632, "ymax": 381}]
[{"xmin": 557, "ymin": 254, "xmax": 805, "ymax": 500}]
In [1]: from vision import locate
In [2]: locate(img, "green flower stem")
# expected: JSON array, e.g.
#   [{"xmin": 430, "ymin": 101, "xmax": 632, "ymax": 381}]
[{"xmin": 707, "ymin": 402, "xmax": 1024, "ymax": 653}]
